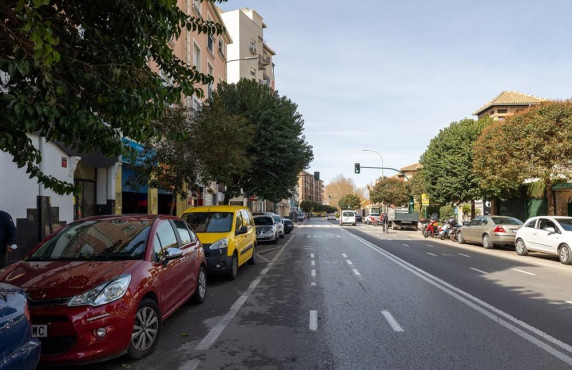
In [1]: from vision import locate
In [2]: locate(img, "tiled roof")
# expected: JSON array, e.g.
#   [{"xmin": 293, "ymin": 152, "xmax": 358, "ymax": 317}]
[
  {"xmin": 400, "ymin": 163, "xmax": 422, "ymax": 172},
  {"xmin": 473, "ymin": 91, "xmax": 547, "ymax": 116}
]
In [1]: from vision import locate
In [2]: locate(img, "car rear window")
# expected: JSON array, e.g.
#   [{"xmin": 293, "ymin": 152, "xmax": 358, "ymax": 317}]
[
  {"xmin": 183, "ymin": 212, "xmax": 234, "ymax": 233},
  {"xmin": 491, "ymin": 217, "xmax": 523, "ymax": 225},
  {"xmin": 254, "ymin": 216, "xmax": 273, "ymax": 226},
  {"xmin": 343, "ymin": 212, "xmax": 355, "ymax": 217},
  {"xmin": 555, "ymin": 218, "xmax": 572, "ymax": 231}
]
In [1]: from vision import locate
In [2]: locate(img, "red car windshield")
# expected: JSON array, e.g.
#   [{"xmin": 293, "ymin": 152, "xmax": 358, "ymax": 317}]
[{"xmin": 28, "ymin": 219, "xmax": 152, "ymax": 261}]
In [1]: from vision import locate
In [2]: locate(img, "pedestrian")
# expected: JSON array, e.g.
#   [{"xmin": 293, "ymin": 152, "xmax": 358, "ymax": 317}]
[{"xmin": 0, "ymin": 210, "xmax": 17, "ymax": 268}]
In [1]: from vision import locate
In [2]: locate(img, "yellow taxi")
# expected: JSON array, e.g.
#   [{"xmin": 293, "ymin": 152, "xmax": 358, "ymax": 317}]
[{"xmin": 182, "ymin": 205, "xmax": 256, "ymax": 280}]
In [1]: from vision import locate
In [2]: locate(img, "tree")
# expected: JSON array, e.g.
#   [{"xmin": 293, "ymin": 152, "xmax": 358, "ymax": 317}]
[
  {"xmin": 324, "ymin": 174, "xmax": 358, "ymax": 209},
  {"xmin": 338, "ymin": 194, "xmax": 361, "ymax": 210},
  {"xmin": 300, "ymin": 200, "xmax": 313, "ymax": 214},
  {"xmin": 474, "ymin": 101, "xmax": 572, "ymax": 215},
  {"xmin": 369, "ymin": 178, "xmax": 409, "ymax": 207},
  {"xmin": 0, "ymin": 0, "xmax": 226, "ymax": 194},
  {"xmin": 194, "ymin": 79, "xmax": 313, "ymax": 204},
  {"xmin": 420, "ymin": 117, "xmax": 492, "ymax": 206}
]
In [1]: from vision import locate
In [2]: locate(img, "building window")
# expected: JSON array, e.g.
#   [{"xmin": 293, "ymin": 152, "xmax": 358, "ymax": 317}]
[
  {"xmin": 249, "ymin": 39, "xmax": 257, "ymax": 54},
  {"xmin": 218, "ymin": 38, "xmax": 225, "ymax": 56},
  {"xmin": 497, "ymin": 108, "xmax": 508, "ymax": 113},
  {"xmin": 250, "ymin": 67, "xmax": 256, "ymax": 79},
  {"xmin": 193, "ymin": 43, "xmax": 201, "ymax": 72},
  {"xmin": 207, "ymin": 63, "xmax": 214, "ymax": 99}
]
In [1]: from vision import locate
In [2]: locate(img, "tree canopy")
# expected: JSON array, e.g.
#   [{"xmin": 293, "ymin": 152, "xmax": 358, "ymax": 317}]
[
  {"xmin": 419, "ymin": 117, "xmax": 491, "ymax": 205},
  {"xmin": 0, "ymin": 0, "xmax": 226, "ymax": 194},
  {"xmin": 338, "ymin": 194, "xmax": 361, "ymax": 210},
  {"xmin": 369, "ymin": 177, "xmax": 409, "ymax": 207},
  {"xmin": 194, "ymin": 79, "xmax": 313, "ymax": 203},
  {"xmin": 474, "ymin": 101, "xmax": 572, "ymax": 214},
  {"xmin": 323, "ymin": 174, "xmax": 358, "ymax": 209}
]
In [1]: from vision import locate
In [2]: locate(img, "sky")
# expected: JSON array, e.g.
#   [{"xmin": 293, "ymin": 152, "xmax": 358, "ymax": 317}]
[{"xmin": 218, "ymin": 0, "xmax": 572, "ymax": 191}]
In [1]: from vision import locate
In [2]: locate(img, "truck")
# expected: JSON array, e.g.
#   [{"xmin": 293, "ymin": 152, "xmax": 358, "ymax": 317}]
[{"xmin": 387, "ymin": 208, "xmax": 419, "ymax": 230}]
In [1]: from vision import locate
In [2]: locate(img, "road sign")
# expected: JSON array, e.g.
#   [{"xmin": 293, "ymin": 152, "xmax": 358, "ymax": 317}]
[{"xmin": 421, "ymin": 193, "xmax": 429, "ymax": 206}]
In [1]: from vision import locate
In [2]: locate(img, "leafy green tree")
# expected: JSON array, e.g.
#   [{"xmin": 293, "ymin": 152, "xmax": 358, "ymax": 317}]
[
  {"xmin": 338, "ymin": 194, "xmax": 361, "ymax": 210},
  {"xmin": 439, "ymin": 205, "xmax": 455, "ymax": 220},
  {"xmin": 300, "ymin": 200, "xmax": 313, "ymax": 213},
  {"xmin": 0, "ymin": 0, "xmax": 226, "ymax": 194},
  {"xmin": 474, "ymin": 101, "xmax": 572, "ymax": 215},
  {"xmin": 420, "ymin": 117, "xmax": 492, "ymax": 206},
  {"xmin": 369, "ymin": 178, "xmax": 409, "ymax": 207},
  {"xmin": 195, "ymin": 79, "xmax": 313, "ymax": 203}
]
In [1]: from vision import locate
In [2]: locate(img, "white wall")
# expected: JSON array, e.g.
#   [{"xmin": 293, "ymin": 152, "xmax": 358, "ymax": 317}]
[{"xmin": 0, "ymin": 135, "xmax": 74, "ymax": 222}]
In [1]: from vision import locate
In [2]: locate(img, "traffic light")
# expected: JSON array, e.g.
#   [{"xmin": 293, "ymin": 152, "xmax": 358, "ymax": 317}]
[
  {"xmin": 408, "ymin": 195, "xmax": 414, "ymax": 213},
  {"xmin": 354, "ymin": 163, "xmax": 360, "ymax": 174}
]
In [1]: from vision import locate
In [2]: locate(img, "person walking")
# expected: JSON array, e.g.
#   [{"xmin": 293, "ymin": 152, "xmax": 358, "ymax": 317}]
[
  {"xmin": 381, "ymin": 211, "xmax": 389, "ymax": 233},
  {"xmin": 0, "ymin": 210, "xmax": 17, "ymax": 268}
]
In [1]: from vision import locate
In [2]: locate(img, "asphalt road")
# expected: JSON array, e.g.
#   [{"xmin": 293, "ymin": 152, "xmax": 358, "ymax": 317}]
[{"xmin": 80, "ymin": 217, "xmax": 572, "ymax": 370}]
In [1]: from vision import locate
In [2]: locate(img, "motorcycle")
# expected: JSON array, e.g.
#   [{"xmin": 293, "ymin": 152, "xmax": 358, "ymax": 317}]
[
  {"xmin": 423, "ymin": 219, "xmax": 441, "ymax": 238},
  {"xmin": 449, "ymin": 224, "xmax": 462, "ymax": 242}
]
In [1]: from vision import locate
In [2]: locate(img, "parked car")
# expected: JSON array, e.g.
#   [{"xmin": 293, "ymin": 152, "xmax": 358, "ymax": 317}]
[
  {"xmin": 0, "ymin": 214, "xmax": 207, "ymax": 366},
  {"xmin": 283, "ymin": 218, "xmax": 294, "ymax": 234},
  {"xmin": 183, "ymin": 205, "xmax": 257, "ymax": 280},
  {"xmin": 456, "ymin": 215, "xmax": 523, "ymax": 248},
  {"xmin": 340, "ymin": 210, "xmax": 357, "ymax": 226},
  {"xmin": 515, "ymin": 216, "xmax": 572, "ymax": 264},
  {"xmin": 253, "ymin": 215, "xmax": 279, "ymax": 244},
  {"xmin": 326, "ymin": 213, "xmax": 336, "ymax": 221},
  {"xmin": 272, "ymin": 214, "xmax": 285, "ymax": 238},
  {"xmin": 0, "ymin": 283, "xmax": 41, "ymax": 370},
  {"xmin": 365, "ymin": 213, "xmax": 380, "ymax": 225}
]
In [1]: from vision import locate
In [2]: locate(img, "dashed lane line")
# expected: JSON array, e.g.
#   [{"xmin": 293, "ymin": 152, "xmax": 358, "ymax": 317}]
[
  {"xmin": 513, "ymin": 268, "xmax": 536, "ymax": 276},
  {"xmin": 381, "ymin": 310, "xmax": 404, "ymax": 332},
  {"xmin": 309, "ymin": 310, "xmax": 318, "ymax": 331},
  {"xmin": 470, "ymin": 267, "xmax": 489, "ymax": 275}
]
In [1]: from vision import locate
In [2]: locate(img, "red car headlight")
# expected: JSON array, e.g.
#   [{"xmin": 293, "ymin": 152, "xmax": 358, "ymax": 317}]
[{"xmin": 68, "ymin": 275, "xmax": 132, "ymax": 307}]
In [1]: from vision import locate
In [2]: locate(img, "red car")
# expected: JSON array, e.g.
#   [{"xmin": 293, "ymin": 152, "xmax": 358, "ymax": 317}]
[{"xmin": 0, "ymin": 214, "xmax": 207, "ymax": 366}]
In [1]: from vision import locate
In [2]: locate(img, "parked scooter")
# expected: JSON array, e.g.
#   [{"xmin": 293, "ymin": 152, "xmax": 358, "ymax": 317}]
[{"xmin": 423, "ymin": 217, "xmax": 441, "ymax": 238}]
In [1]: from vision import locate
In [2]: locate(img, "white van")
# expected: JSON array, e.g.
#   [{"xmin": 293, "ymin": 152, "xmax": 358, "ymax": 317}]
[{"xmin": 340, "ymin": 210, "xmax": 357, "ymax": 226}]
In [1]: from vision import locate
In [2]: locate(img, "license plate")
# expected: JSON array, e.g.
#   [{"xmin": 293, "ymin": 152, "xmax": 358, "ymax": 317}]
[
  {"xmin": 32, "ymin": 325, "xmax": 48, "ymax": 337},
  {"xmin": 510, "ymin": 228, "xmax": 518, "ymax": 233}
]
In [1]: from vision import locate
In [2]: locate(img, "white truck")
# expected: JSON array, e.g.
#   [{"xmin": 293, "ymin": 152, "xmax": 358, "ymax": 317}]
[{"xmin": 387, "ymin": 208, "xmax": 419, "ymax": 230}]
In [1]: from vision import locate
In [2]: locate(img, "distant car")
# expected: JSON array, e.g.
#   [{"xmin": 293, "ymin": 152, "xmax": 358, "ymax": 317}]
[
  {"xmin": 0, "ymin": 283, "xmax": 41, "ymax": 370},
  {"xmin": 327, "ymin": 214, "xmax": 336, "ymax": 221},
  {"xmin": 0, "ymin": 214, "xmax": 207, "ymax": 366},
  {"xmin": 340, "ymin": 210, "xmax": 357, "ymax": 226},
  {"xmin": 515, "ymin": 216, "xmax": 572, "ymax": 264},
  {"xmin": 456, "ymin": 215, "xmax": 523, "ymax": 249},
  {"xmin": 183, "ymin": 205, "xmax": 257, "ymax": 279},
  {"xmin": 365, "ymin": 213, "xmax": 380, "ymax": 225},
  {"xmin": 283, "ymin": 218, "xmax": 294, "ymax": 234},
  {"xmin": 254, "ymin": 215, "xmax": 279, "ymax": 244}
]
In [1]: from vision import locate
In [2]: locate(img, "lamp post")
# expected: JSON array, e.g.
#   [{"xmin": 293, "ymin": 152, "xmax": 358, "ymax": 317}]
[{"xmin": 362, "ymin": 149, "xmax": 384, "ymax": 178}]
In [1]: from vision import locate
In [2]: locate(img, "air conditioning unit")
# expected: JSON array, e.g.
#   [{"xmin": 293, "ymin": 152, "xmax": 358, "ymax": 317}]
[{"xmin": 249, "ymin": 42, "xmax": 257, "ymax": 54}]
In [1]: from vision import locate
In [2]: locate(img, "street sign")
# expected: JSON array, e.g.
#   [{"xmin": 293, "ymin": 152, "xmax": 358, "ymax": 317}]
[{"xmin": 421, "ymin": 193, "xmax": 429, "ymax": 206}]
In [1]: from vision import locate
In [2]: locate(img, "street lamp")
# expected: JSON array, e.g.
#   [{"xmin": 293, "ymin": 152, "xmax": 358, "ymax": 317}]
[
  {"xmin": 362, "ymin": 149, "xmax": 384, "ymax": 178},
  {"xmin": 226, "ymin": 56, "xmax": 258, "ymax": 63}
]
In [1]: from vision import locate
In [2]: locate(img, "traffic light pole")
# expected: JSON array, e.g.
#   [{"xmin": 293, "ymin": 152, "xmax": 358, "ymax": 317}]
[{"xmin": 356, "ymin": 165, "xmax": 414, "ymax": 213}]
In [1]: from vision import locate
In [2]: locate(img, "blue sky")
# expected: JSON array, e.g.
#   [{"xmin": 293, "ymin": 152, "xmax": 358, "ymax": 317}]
[{"xmin": 218, "ymin": 0, "xmax": 572, "ymax": 190}]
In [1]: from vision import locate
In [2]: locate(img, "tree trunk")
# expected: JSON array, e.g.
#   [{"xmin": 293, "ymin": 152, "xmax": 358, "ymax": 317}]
[
  {"xmin": 546, "ymin": 180, "xmax": 555, "ymax": 215},
  {"xmin": 471, "ymin": 200, "xmax": 476, "ymax": 219},
  {"xmin": 223, "ymin": 193, "xmax": 231, "ymax": 205}
]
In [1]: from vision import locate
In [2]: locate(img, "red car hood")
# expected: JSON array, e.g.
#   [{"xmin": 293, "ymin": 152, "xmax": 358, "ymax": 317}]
[{"xmin": 0, "ymin": 260, "xmax": 141, "ymax": 300}]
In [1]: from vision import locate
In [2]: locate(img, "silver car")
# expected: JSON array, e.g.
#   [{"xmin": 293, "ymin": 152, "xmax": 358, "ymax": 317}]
[
  {"xmin": 456, "ymin": 215, "xmax": 523, "ymax": 249},
  {"xmin": 253, "ymin": 215, "xmax": 279, "ymax": 244},
  {"xmin": 271, "ymin": 214, "xmax": 285, "ymax": 238}
]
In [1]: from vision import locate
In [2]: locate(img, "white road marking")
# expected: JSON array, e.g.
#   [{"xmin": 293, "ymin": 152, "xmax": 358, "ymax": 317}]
[
  {"xmin": 347, "ymin": 260, "xmax": 353, "ymax": 265},
  {"xmin": 566, "ymin": 301, "xmax": 572, "ymax": 305},
  {"xmin": 311, "ymin": 253, "xmax": 315, "ymax": 258},
  {"xmin": 309, "ymin": 310, "xmax": 318, "ymax": 331},
  {"xmin": 177, "ymin": 359, "xmax": 200, "ymax": 370},
  {"xmin": 311, "ymin": 260, "xmax": 315, "ymax": 266},
  {"xmin": 311, "ymin": 269, "xmax": 316, "ymax": 277},
  {"xmin": 311, "ymin": 282, "xmax": 316, "ymax": 286},
  {"xmin": 402, "ymin": 244, "xmax": 409, "ymax": 247},
  {"xmin": 342, "ymin": 253, "xmax": 347, "ymax": 258},
  {"xmin": 381, "ymin": 310, "xmax": 404, "ymax": 332},
  {"xmin": 458, "ymin": 253, "xmax": 471, "ymax": 258},
  {"xmin": 470, "ymin": 267, "xmax": 489, "ymax": 275},
  {"xmin": 194, "ymin": 238, "xmax": 292, "ymax": 351},
  {"xmin": 426, "ymin": 244, "xmax": 435, "ymax": 248},
  {"xmin": 352, "ymin": 268, "xmax": 361, "ymax": 276},
  {"xmin": 345, "ymin": 231, "xmax": 572, "ymax": 366},
  {"xmin": 427, "ymin": 252, "xmax": 437, "ymax": 257},
  {"xmin": 513, "ymin": 268, "xmax": 536, "ymax": 276}
]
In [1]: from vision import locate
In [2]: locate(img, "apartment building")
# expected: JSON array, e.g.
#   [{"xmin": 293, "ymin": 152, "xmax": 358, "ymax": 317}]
[
  {"xmin": 473, "ymin": 91, "xmax": 546, "ymax": 121},
  {"xmin": 219, "ymin": 8, "xmax": 275, "ymax": 88}
]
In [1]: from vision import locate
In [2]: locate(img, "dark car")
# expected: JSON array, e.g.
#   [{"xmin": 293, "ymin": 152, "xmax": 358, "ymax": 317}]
[
  {"xmin": 0, "ymin": 214, "xmax": 207, "ymax": 366},
  {"xmin": 0, "ymin": 283, "xmax": 41, "ymax": 370},
  {"xmin": 283, "ymin": 218, "xmax": 294, "ymax": 234}
]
